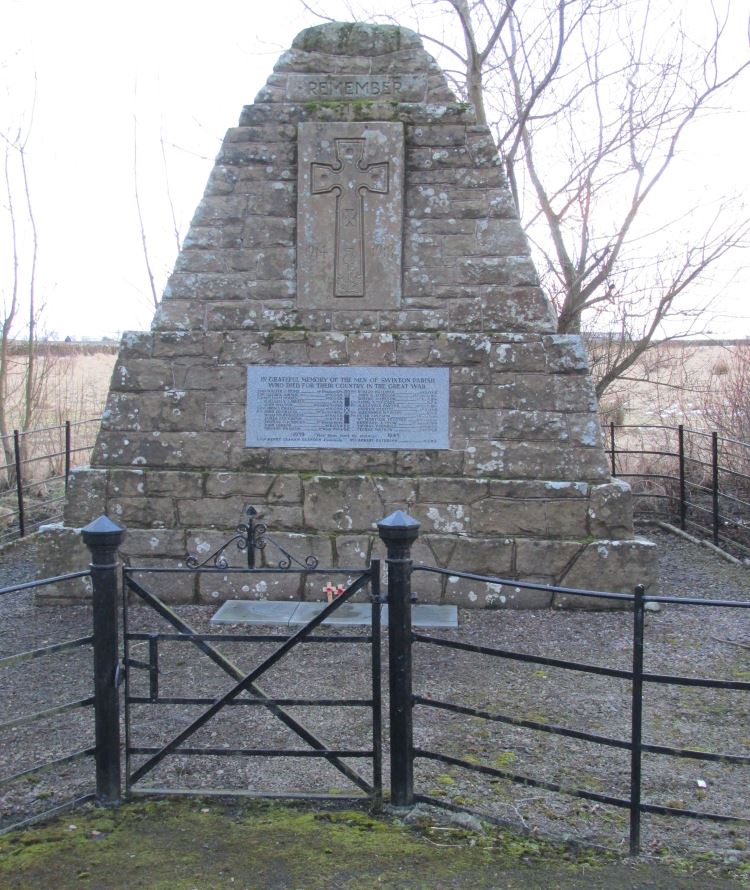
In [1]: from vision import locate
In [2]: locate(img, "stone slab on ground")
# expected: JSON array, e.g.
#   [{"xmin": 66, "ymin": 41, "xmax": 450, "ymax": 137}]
[{"xmin": 210, "ymin": 599, "xmax": 458, "ymax": 627}]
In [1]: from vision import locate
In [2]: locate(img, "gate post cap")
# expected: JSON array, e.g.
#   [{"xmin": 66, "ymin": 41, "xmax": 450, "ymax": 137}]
[
  {"xmin": 377, "ymin": 510, "xmax": 420, "ymax": 544},
  {"xmin": 81, "ymin": 515, "xmax": 126, "ymax": 549}
]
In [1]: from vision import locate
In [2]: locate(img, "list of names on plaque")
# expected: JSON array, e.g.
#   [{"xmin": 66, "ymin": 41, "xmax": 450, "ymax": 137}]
[{"xmin": 246, "ymin": 366, "xmax": 449, "ymax": 449}]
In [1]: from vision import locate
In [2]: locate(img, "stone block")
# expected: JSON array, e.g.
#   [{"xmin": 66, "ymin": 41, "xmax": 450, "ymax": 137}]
[
  {"xmin": 105, "ymin": 469, "xmax": 146, "ymax": 499},
  {"xmin": 588, "ymin": 481, "xmax": 634, "ymax": 538},
  {"xmin": 125, "ymin": 560, "xmax": 197, "ymax": 604},
  {"xmin": 267, "ymin": 474, "xmax": 303, "ymax": 505},
  {"xmin": 335, "ymin": 535, "xmax": 373, "ymax": 569},
  {"xmin": 320, "ymin": 450, "xmax": 396, "ymax": 474},
  {"xmin": 119, "ymin": 331, "xmax": 154, "ymax": 359},
  {"xmin": 204, "ymin": 471, "xmax": 274, "ymax": 498},
  {"xmin": 111, "ymin": 359, "xmax": 172, "ymax": 392},
  {"xmin": 413, "ymin": 503, "xmax": 470, "ymax": 535},
  {"xmin": 306, "ymin": 333, "xmax": 349, "ymax": 364},
  {"xmin": 418, "ymin": 477, "xmax": 489, "ymax": 504},
  {"xmin": 490, "ymin": 341, "xmax": 547, "ymax": 373},
  {"xmin": 303, "ymin": 476, "xmax": 379, "ymax": 533},
  {"xmin": 543, "ymin": 335, "xmax": 590, "ymax": 372},
  {"xmin": 152, "ymin": 331, "xmax": 206, "ymax": 357},
  {"xmin": 151, "ymin": 300, "xmax": 200, "ymax": 332},
  {"xmin": 147, "ymin": 471, "xmax": 204, "ymax": 499},
  {"xmin": 555, "ymin": 538, "xmax": 658, "ymax": 608},
  {"xmin": 444, "ymin": 573, "xmax": 552, "ymax": 609},
  {"xmin": 482, "ymin": 286, "xmax": 557, "ymax": 333},
  {"xmin": 27, "ymin": 527, "xmax": 93, "ymax": 603},
  {"xmin": 472, "ymin": 498, "xmax": 589, "ymax": 538},
  {"xmin": 347, "ymin": 333, "xmax": 397, "ymax": 365},
  {"xmin": 109, "ymin": 496, "xmax": 176, "ymax": 528},
  {"xmin": 124, "ymin": 528, "xmax": 187, "ymax": 559},
  {"xmin": 198, "ymin": 570, "xmax": 301, "ymax": 604},
  {"xmin": 515, "ymin": 539, "xmax": 583, "ymax": 582},
  {"xmin": 205, "ymin": 402, "xmax": 244, "ymax": 432},
  {"xmin": 450, "ymin": 536, "xmax": 514, "ymax": 578},
  {"xmin": 65, "ymin": 468, "xmax": 108, "ymax": 526},
  {"xmin": 395, "ymin": 450, "xmax": 466, "ymax": 476}
]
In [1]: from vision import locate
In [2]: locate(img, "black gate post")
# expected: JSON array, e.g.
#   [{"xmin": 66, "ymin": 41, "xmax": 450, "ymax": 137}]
[
  {"xmin": 82, "ymin": 515, "xmax": 126, "ymax": 806},
  {"xmin": 377, "ymin": 510, "xmax": 420, "ymax": 808}
]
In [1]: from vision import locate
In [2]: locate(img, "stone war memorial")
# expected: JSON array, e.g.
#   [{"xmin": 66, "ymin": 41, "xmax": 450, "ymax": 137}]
[{"xmin": 59, "ymin": 22, "xmax": 656, "ymax": 606}]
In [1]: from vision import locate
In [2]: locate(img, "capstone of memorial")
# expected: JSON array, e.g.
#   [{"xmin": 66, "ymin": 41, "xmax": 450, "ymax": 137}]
[{"xmin": 56, "ymin": 22, "xmax": 657, "ymax": 606}]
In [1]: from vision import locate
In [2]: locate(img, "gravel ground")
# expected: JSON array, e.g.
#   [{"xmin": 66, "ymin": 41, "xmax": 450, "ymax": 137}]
[{"xmin": 0, "ymin": 526, "xmax": 748, "ymax": 864}]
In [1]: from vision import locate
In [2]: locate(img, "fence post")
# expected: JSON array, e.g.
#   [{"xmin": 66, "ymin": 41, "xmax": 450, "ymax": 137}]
[
  {"xmin": 82, "ymin": 515, "xmax": 126, "ymax": 807},
  {"xmin": 13, "ymin": 430, "xmax": 25, "ymax": 537},
  {"xmin": 610, "ymin": 422, "xmax": 616, "ymax": 477},
  {"xmin": 377, "ymin": 510, "xmax": 420, "ymax": 808},
  {"xmin": 712, "ymin": 431, "xmax": 720, "ymax": 546},
  {"xmin": 678, "ymin": 425, "xmax": 686, "ymax": 530},
  {"xmin": 64, "ymin": 420, "xmax": 72, "ymax": 493},
  {"xmin": 629, "ymin": 583, "xmax": 646, "ymax": 856}
]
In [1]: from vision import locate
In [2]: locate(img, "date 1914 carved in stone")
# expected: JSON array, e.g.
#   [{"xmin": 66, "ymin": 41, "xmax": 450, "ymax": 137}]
[
  {"xmin": 298, "ymin": 122, "xmax": 404, "ymax": 309},
  {"xmin": 311, "ymin": 139, "xmax": 389, "ymax": 297}
]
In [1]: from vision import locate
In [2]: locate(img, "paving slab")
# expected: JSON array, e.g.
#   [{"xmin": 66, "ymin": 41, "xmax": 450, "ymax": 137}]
[
  {"xmin": 210, "ymin": 600, "xmax": 458, "ymax": 628},
  {"xmin": 210, "ymin": 600, "xmax": 298, "ymax": 625}
]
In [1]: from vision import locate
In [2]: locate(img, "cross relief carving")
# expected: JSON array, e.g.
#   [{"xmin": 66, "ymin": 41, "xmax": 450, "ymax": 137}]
[{"xmin": 311, "ymin": 138, "xmax": 389, "ymax": 297}]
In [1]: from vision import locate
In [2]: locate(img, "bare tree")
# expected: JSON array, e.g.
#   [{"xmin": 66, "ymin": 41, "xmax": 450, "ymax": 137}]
[
  {"xmin": 1, "ymin": 92, "xmax": 57, "ymax": 487},
  {"xmin": 299, "ymin": 1, "xmax": 750, "ymax": 396}
]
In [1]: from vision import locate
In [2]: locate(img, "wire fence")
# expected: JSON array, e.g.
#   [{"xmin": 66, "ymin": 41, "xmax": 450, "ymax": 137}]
[
  {"xmin": 603, "ymin": 423, "xmax": 750, "ymax": 559},
  {"xmin": 0, "ymin": 418, "xmax": 100, "ymax": 543}
]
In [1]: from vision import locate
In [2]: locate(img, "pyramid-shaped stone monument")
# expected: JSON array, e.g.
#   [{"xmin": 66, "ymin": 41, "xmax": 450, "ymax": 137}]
[{"xmin": 61, "ymin": 22, "xmax": 656, "ymax": 606}]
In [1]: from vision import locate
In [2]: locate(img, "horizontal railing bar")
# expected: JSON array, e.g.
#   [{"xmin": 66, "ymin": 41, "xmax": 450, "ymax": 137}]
[
  {"xmin": 126, "ymin": 632, "xmax": 371, "ymax": 644},
  {"xmin": 412, "ymin": 568, "xmax": 633, "ymax": 602},
  {"xmin": 0, "ymin": 635, "xmax": 94, "ymax": 668},
  {"xmin": 128, "ymin": 747, "xmax": 373, "ymax": 758},
  {"xmin": 4, "ymin": 419, "xmax": 99, "ymax": 437},
  {"xmin": 641, "ymin": 742, "xmax": 750, "ymax": 765},
  {"xmin": 0, "ymin": 572, "xmax": 91, "ymax": 597},
  {"xmin": 128, "ymin": 697, "xmax": 372, "ymax": 707},
  {"xmin": 0, "ymin": 747, "xmax": 95, "ymax": 788},
  {"xmin": 641, "ymin": 671, "xmax": 750, "ymax": 689},
  {"xmin": 413, "ymin": 634, "xmax": 632, "ymax": 679},
  {"xmin": 712, "ymin": 489, "xmax": 750, "ymax": 508},
  {"xmin": 414, "ymin": 698, "xmax": 750, "ymax": 765},
  {"xmin": 414, "ymin": 749, "xmax": 630, "ymax": 810},
  {"xmin": 128, "ymin": 788, "xmax": 371, "ymax": 802},
  {"xmin": 639, "ymin": 801, "xmax": 748, "ymax": 823},
  {"xmin": 0, "ymin": 794, "xmax": 97, "ymax": 837},
  {"xmin": 125, "ymin": 567, "xmax": 372, "ymax": 576},
  {"xmin": 641, "ymin": 596, "xmax": 750, "ymax": 609},
  {"xmin": 413, "ymin": 696, "xmax": 631, "ymax": 750},
  {"xmin": 0, "ymin": 697, "xmax": 94, "ymax": 731}
]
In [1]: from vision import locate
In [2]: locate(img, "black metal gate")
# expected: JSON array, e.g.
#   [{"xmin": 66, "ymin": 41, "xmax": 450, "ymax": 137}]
[{"xmin": 121, "ymin": 560, "xmax": 382, "ymax": 805}]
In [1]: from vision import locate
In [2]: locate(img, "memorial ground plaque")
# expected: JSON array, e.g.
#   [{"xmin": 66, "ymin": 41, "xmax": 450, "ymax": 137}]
[
  {"xmin": 246, "ymin": 366, "xmax": 449, "ymax": 449},
  {"xmin": 297, "ymin": 122, "xmax": 404, "ymax": 308}
]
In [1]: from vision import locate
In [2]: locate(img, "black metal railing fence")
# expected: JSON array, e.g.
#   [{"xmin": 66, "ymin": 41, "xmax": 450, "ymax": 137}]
[
  {"xmin": 604, "ymin": 423, "xmax": 750, "ymax": 558},
  {"xmin": 0, "ymin": 570, "xmax": 97, "ymax": 833},
  {"xmin": 0, "ymin": 418, "xmax": 100, "ymax": 543},
  {"xmin": 0, "ymin": 509, "xmax": 747, "ymax": 856}
]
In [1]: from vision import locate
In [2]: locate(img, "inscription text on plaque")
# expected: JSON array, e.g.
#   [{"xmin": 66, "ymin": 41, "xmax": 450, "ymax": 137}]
[{"xmin": 246, "ymin": 366, "xmax": 449, "ymax": 450}]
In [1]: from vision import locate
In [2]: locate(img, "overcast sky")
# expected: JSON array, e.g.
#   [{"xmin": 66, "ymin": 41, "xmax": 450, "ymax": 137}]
[{"xmin": 2, "ymin": 0, "xmax": 748, "ymax": 341}]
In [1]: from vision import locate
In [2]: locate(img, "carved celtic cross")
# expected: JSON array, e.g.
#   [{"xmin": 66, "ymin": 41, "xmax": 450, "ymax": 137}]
[{"xmin": 311, "ymin": 138, "xmax": 389, "ymax": 297}]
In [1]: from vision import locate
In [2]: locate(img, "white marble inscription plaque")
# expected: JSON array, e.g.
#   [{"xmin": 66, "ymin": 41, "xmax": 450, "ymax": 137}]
[{"xmin": 246, "ymin": 366, "xmax": 449, "ymax": 449}]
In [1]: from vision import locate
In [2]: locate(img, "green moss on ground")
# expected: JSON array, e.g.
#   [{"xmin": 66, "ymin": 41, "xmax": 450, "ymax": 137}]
[{"xmin": 0, "ymin": 799, "xmax": 746, "ymax": 889}]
